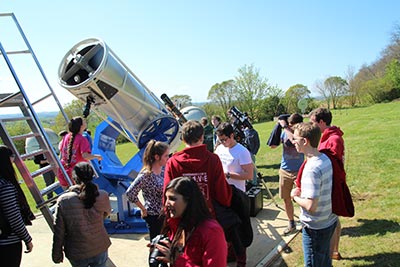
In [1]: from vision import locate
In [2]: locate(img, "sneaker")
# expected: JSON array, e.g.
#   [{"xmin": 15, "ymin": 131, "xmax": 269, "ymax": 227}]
[{"xmin": 283, "ymin": 226, "xmax": 297, "ymax": 236}]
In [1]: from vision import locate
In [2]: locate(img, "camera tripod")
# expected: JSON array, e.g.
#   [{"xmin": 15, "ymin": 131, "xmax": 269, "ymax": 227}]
[{"xmin": 257, "ymin": 172, "xmax": 280, "ymax": 208}]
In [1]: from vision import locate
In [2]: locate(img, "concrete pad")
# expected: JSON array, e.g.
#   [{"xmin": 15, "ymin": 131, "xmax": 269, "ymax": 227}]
[{"xmin": 21, "ymin": 197, "xmax": 300, "ymax": 267}]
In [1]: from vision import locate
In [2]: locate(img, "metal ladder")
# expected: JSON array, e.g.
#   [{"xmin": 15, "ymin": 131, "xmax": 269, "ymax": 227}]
[{"xmin": 0, "ymin": 13, "xmax": 73, "ymax": 231}]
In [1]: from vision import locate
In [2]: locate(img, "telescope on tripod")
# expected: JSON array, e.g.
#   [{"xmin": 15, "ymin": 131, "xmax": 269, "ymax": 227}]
[{"xmin": 58, "ymin": 38, "xmax": 205, "ymax": 233}]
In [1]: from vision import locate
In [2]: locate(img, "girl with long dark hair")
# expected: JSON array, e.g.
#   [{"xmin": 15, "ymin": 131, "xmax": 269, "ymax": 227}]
[
  {"xmin": 0, "ymin": 145, "xmax": 34, "ymax": 267},
  {"xmin": 155, "ymin": 177, "xmax": 227, "ymax": 267},
  {"xmin": 126, "ymin": 140, "xmax": 170, "ymax": 240},
  {"xmin": 52, "ymin": 162, "xmax": 111, "ymax": 267},
  {"xmin": 58, "ymin": 116, "xmax": 102, "ymax": 189}
]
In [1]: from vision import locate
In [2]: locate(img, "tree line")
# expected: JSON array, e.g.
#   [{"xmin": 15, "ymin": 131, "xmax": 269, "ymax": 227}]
[
  {"xmin": 175, "ymin": 23, "xmax": 400, "ymax": 122},
  {"xmin": 4, "ymin": 23, "xmax": 399, "ymax": 153}
]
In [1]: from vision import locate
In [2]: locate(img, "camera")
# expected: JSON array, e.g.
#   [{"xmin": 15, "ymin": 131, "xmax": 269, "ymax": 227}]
[
  {"xmin": 148, "ymin": 234, "xmax": 170, "ymax": 267},
  {"xmin": 228, "ymin": 106, "xmax": 253, "ymax": 148},
  {"xmin": 229, "ymin": 106, "xmax": 252, "ymax": 130},
  {"xmin": 83, "ymin": 95, "xmax": 95, "ymax": 118}
]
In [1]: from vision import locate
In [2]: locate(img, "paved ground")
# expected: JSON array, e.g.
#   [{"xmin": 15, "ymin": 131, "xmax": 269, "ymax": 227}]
[{"xmin": 21, "ymin": 192, "xmax": 300, "ymax": 267}]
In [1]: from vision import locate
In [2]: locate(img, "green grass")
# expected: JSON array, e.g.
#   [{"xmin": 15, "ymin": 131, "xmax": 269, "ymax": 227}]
[
  {"xmin": 269, "ymin": 102, "xmax": 400, "ymax": 267},
  {"xmin": 20, "ymin": 101, "xmax": 400, "ymax": 266}
]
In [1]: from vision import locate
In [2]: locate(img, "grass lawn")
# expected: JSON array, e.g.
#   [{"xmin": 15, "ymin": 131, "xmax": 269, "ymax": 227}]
[{"xmin": 19, "ymin": 101, "xmax": 400, "ymax": 266}]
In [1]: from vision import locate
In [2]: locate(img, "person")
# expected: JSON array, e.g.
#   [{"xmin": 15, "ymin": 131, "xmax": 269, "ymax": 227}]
[
  {"xmin": 155, "ymin": 176, "xmax": 227, "ymax": 267},
  {"xmin": 82, "ymin": 129, "xmax": 93, "ymax": 149},
  {"xmin": 290, "ymin": 122, "xmax": 338, "ymax": 267},
  {"xmin": 214, "ymin": 122, "xmax": 254, "ymax": 267},
  {"xmin": 164, "ymin": 120, "xmax": 232, "ymax": 216},
  {"xmin": 52, "ymin": 162, "xmax": 111, "ymax": 267},
  {"xmin": 309, "ymin": 107, "xmax": 345, "ymax": 261},
  {"xmin": 126, "ymin": 140, "xmax": 170, "ymax": 240},
  {"xmin": 215, "ymin": 122, "xmax": 254, "ymax": 193},
  {"xmin": 200, "ymin": 117, "xmax": 214, "ymax": 152},
  {"xmin": 210, "ymin": 115, "xmax": 222, "ymax": 150},
  {"xmin": 58, "ymin": 130, "xmax": 68, "ymax": 153},
  {"xmin": 58, "ymin": 116, "xmax": 102, "ymax": 189},
  {"xmin": 269, "ymin": 113, "xmax": 304, "ymax": 235},
  {"xmin": 243, "ymin": 123, "xmax": 260, "ymax": 186},
  {"xmin": 34, "ymin": 153, "xmax": 56, "ymax": 200},
  {"xmin": 0, "ymin": 145, "xmax": 34, "ymax": 267}
]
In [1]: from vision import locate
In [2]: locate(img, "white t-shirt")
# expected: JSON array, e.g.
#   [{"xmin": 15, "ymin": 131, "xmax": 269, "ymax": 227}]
[{"xmin": 215, "ymin": 143, "xmax": 252, "ymax": 192}]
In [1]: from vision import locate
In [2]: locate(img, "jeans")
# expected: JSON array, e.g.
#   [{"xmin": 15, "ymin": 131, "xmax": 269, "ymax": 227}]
[
  {"xmin": 69, "ymin": 251, "xmax": 108, "ymax": 267},
  {"xmin": 302, "ymin": 220, "xmax": 337, "ymax": 267}
]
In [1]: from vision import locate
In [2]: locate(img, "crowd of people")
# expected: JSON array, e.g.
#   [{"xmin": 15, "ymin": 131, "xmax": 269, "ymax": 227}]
[{"xmin": 0, "ymin": 107, "xmax": 348, "ymax": 267}]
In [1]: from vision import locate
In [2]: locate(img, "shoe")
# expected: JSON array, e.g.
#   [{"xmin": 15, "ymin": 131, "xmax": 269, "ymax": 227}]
[
  {"xmin": 331, "ymin": 251, "xmax": 342, "ymax": 260},
  {"xmin": 283, "ymin": 226, "xmax": 297, "ymax": 236}
]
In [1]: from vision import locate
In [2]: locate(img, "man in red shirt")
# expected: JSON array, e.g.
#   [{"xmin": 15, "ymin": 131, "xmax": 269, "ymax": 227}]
[
  {"xmin": 309, "ymin": 108, "xmax": 345, "ymax": 261},
  {"xmin": 164, "ymin": 120, "xmax": 232, "ymax": 216}
]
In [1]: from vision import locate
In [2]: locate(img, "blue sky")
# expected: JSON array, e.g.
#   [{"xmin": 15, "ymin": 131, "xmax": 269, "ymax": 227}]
[{"xmin": 1, "ymin": 1, "xmax": 399, "ymax": 109}]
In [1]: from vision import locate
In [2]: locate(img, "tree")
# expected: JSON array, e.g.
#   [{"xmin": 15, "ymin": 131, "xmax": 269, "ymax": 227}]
[
  {"xmin": 283, "ymin": 84, "xmax": 311, "ymax": 113},
  {"xmin": 54, "ymin": 99, "xmax": 102, "ymax": 134},
  {"xmin": 344, "ymin": 65, "xmax": 360, "ymax": 107},
  {"xmin": 170, "ymin": 95, "xmax": 192, "ymax": 109},
  {"xmin": 316, "ymin": 76, "xmax": 348, "ymax": 109},
  {"xmin": 207, "ymin": 79, "xmax": 236, "ymax": 118},
  {"xmin": 234, "ymin": 64, "xmax": 272, "ymax": 121}
]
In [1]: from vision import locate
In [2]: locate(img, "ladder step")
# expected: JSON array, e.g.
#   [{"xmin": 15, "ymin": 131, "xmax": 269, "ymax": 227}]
[
  {"xmin": 31, "ymin": 93, "xmax": 52, "ymax": 106},
  {"xmin": 3, "ymin": 49, "xmax": 30, "ymax": 55},
  {"xmin": 11, "ymin": 131, "xmax": 37, "ymax": 141},
  {"xmin": 0, "ymin": 92, "xmax": 23, "ymax": 107},
  {"xmin": 37, "ymin": 191, "xmax": 67, "ymax": 211},
  {"xmin": 1, "ymin": 116, "xmax": 33, "ymax": 123},
  {"xmin": 30, "ymin": 165, "xmax": 55, "ymax": 179},
  {"xmin": 21, "ymin": 149, "xmax": 46, "ymax": 161},
  {"xmin": 40, "ymin": 181, "xmax": 62, "ymax": 198}
]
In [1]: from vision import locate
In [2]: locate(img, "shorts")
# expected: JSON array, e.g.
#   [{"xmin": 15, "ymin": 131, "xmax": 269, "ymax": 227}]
[{"xmin": 279, "ymin": 169, "xmax": 298, "ymax": 199}]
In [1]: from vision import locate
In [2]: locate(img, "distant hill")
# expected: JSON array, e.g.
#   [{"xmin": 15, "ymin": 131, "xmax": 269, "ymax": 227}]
[{"xmin": 0, "ymin": 111, "xmax": 59, "ymax": 119}]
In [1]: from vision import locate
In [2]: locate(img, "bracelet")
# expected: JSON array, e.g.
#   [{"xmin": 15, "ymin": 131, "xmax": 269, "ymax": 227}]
[{"xmin": 226, "ymin": 172, "xmax": 231, "ymax": 179}]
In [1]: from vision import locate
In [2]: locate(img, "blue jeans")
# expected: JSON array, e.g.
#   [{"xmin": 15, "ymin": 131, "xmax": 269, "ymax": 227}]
[
  {"xmin": 69, "ymin": 251, "xmax": 108, "ymax": 267},
  {"xmin": 302, "ymin": 220, "xmax": 337, "ymax": 267}
]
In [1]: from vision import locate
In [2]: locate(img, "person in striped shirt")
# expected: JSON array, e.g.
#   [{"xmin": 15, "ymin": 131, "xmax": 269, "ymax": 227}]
[
  {"xmin": 0, "ymin": 145, "xmax": 33, "ymax": 267},
  {"xmin": 290, "ymin": 123, "xmax": 338, "ymax": 267}
]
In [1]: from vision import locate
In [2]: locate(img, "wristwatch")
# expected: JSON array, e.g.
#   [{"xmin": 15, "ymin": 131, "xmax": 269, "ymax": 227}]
[{"xmin": 226, "ymin": 172, "xmax": 231, "ymax": 179}]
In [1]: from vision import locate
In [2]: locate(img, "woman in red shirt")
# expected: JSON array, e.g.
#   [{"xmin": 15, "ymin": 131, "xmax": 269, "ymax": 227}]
[
  {"xmin": 58, "ymin": 117, "xmax": 102, "ymax": 189},
  {"xmin": 154, "ymin": 177, "xmax": 227, "ymax": 267}
]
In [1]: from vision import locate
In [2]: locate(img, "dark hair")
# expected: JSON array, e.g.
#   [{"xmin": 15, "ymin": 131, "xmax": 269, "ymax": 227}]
[
  {"xmin": 67, "ymin": 116, "xmax": 84, "ymax": 166},
  {"xmin": 211, "ymin": 115, "xmax": 221, "ymax": 123},
  {"xmin": 310, "ymin": 108, "xmax": 332, "ymax": 126},
  {"xmin": 162, "ymin": 177, "xmax": 212, "ymax": 263},
  {"xmin": 0, "ymin": 145, "xmax": 35, "ymax": 224},
  {"xmin": 0, "ymin": 145, "xmax": 15, "ymax": 182},
  {"xmin": 215, "ymin": 122, "xmax": 234, "ymax": 137},
  {"xmin": 72, "ymin": 162, "xmax": 99, "ymax": 209},
  {"xmin": 294, "ymin": 122, "xmax": 321, "ymax": 148},
  {"xmin": 288, "ymin": 113, "xmax": 303, "ymax": 125},
  {"xmin": 200, "ymin": 117, "xmax": 208, "ymax": 126},
  {"xmin": 181, "ymin": 120, "xmax": 204, "ymax": 145},
  {"xmin": 142, "ymin": 140, "xmax": 169, "ymax": 173}
]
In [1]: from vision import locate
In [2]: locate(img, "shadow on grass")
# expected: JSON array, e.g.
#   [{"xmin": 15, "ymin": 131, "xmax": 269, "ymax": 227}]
[
  {"xmin": 343, "ymin": 218, "xmax": 400, "ymax": 237},
  {"xmin": 257, "ymin": 163, "xmax": 281, "ymax": 169},
  {"xmin": 348, "ymin": 252, "xmax": 400, "ymax": 267}
]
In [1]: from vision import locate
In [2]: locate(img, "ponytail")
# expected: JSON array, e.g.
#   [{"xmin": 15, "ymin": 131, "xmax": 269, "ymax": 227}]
[{"xmin": 72, "ymin": 162, "xmax": 99, "ymax": 209}]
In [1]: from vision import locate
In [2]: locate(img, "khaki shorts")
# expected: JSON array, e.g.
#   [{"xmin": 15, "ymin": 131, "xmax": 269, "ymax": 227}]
[{"xmin": 279, "ymin": 169, "xmax": 298, "ymax": 199}]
